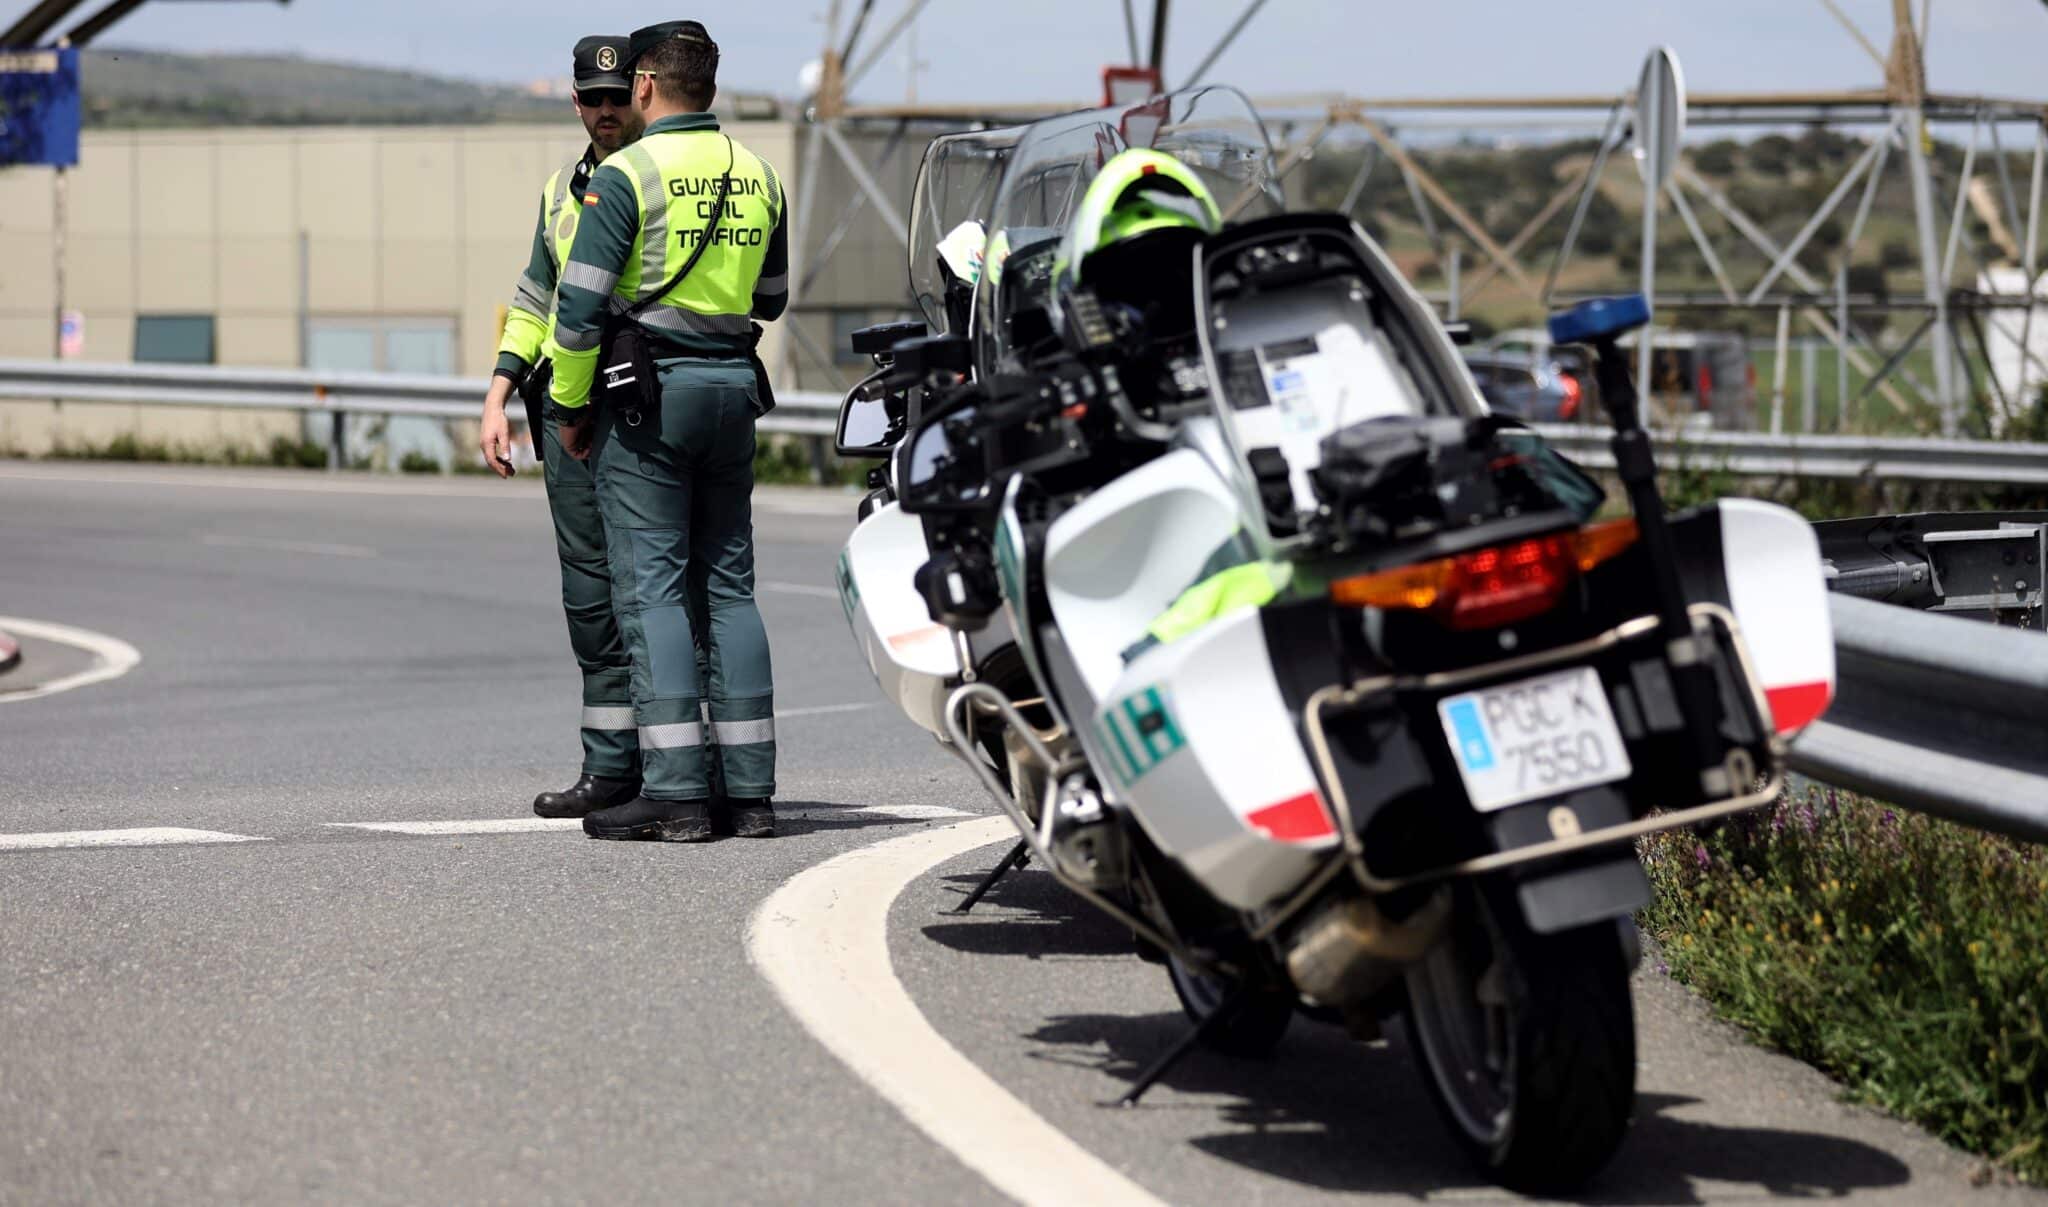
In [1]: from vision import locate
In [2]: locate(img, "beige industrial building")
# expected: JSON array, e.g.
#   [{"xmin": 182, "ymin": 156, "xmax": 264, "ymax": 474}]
[{"xmin": 0, "ymin": 117, "xmax": 923, "ymax": 461}]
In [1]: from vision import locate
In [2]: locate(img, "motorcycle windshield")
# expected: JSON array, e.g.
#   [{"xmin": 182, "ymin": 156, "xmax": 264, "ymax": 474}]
[
  {"xmin": 974, "ymin": 86, "xmax": 1281, "ymax": 372},
  {"xmin": 908, "ymin": 127, "xmax": 1025, "ymax": 333}
]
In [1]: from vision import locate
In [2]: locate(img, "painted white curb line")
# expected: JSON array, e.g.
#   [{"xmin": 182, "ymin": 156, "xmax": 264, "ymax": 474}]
[
  {"xmin": 0, "ymin": 616, "xmax": 142, "ymax": 703},
  {"xmin": 747, "ymin": 815, "xmax": 1169, "ymax": 1207}
]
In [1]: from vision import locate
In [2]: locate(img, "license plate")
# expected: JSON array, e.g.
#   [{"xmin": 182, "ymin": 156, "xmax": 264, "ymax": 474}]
[{"xmin": 1437, "ymin": 666, "xmax": 1632, "ymax": 813}]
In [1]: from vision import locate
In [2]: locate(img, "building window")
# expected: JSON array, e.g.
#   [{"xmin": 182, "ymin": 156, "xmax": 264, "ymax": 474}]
[
  {"xmin": 831, "ymin": 310, "xmax": 877, "ymax": 366},
  {"xmin": 135, "ymin": 314, "xmax": 216, "ymax": 364}
]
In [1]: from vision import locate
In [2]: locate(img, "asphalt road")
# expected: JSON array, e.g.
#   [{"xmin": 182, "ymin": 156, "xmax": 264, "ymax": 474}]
[{"xmin": 0, "ymin": 459, "xmax": 2035, "ymax": 1206}]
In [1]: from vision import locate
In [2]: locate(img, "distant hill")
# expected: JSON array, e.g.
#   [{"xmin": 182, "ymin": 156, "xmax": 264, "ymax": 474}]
[{"xmin": 80, "ymin": 48, "xmax": 569, "ymax": 126}]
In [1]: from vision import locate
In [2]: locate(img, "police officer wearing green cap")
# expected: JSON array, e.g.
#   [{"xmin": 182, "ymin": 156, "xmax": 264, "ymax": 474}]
[
  {"xmin": 546, "ymin": 19, "xmax": 789, "ymax": 842},
  {"xmin": 478, "ymin": 34, "xmax": 648, "ymax": 819}
]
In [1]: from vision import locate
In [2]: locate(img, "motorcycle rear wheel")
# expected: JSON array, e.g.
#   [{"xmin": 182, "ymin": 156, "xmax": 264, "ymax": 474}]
[
  {"xmin": 1165, "ymin": 955, "xmax": 1294, "ymax": 1058},
  {"xmin": 1403, "ymin": 882, "xmax": 1634, "ymax": 1194}
]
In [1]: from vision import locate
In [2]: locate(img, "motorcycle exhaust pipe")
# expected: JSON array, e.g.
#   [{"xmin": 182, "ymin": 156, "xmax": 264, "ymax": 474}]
[{"xmin": 1286, "ymin": 889, "xmax": 1451, "ymax": 1006}]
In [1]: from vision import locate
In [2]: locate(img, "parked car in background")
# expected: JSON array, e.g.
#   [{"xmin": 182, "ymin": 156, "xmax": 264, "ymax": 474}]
[
  {"xmin": 1618, "ymin": 328, "xmax": 1756, "ymax": 430},
  {"xmin": 1486, "ymin": 325, "xmax": 1755, "ymax": 430},
  {"xmin": 1463, "ymin": 350, "xmax": 1586, "ymax": 422}
]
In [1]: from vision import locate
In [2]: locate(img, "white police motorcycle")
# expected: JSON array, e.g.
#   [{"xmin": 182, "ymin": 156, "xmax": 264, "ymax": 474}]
[{"xmin": 832, "ymin": 87, "xmax": 1836, "ymax": 1193}]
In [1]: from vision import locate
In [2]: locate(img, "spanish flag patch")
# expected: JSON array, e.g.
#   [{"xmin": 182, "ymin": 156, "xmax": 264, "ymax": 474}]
[{"xmin": 583, "ymin": 193, "xmax": 601, "ymax": 207}]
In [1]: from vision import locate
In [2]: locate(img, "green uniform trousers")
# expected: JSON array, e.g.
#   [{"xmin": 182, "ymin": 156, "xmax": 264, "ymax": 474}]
[
  {"xmin": 591, "ymin": 358, "xmax": 776, "ymax": 801},
  {"xmin": 534, "ymin": 403, "xmax": 640, "ymax": 778}
]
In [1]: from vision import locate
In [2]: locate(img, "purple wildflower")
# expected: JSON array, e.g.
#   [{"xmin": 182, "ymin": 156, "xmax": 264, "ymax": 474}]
[{"xmin": 1694, "ymin": 843, "xmax": 1711, "ymax": 870}]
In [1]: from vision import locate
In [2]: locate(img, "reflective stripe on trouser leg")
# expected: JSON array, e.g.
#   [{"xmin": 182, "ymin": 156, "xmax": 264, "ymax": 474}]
[
  {"xmin": 709, "ymin": 695, "xmax": 775, "ymax": 799},
  {"xmin": 544, "ymin": 406, "xmax": 638, "ymax": 778}
]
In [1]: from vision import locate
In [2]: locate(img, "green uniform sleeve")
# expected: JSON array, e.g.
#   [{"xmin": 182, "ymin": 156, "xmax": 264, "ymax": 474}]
[
  {"xmin": 549, "ymin": 163, "xmax": 641, "ymax": 409},
  {"xmin": 750, "ymin": 198, "xmax": 789, "ymax": 322},
  {"xmin": 496, "ymin": 192, "xmax": 558, "ymax": 381}
]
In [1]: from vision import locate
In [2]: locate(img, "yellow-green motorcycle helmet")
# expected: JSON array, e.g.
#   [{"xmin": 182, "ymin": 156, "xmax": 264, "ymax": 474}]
[{"xmin": 1055, "ymin": 148, "xmax": 1222, "ymax": 295}]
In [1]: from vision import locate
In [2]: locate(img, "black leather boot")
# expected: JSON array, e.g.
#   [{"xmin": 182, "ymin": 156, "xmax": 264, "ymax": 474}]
[
  {"xmin": 582, "ymin": 796, "xmax": 714, "ymax": 842},
  {"xmin": 533, "ymin": 773, "xmax": 641, "ymax": 819},
  {"xmin": 720, "ymin": 798, "xmax": 775, "ymax": 838}
]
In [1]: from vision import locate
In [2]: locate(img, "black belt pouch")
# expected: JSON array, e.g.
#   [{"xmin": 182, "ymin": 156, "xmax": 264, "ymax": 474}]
[{"xmin": 597, "ymin": 319, "xmax": 661, "ymax": 425}]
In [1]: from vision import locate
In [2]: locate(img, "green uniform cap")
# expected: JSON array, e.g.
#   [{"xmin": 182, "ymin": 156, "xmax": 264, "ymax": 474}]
[
  {"xmin": 624, "ymin": 20, "xmax": 718, "ymax": 71},
  {"xmin": 572, "ymin": 35, "xmax": 632, "ymax": 91}
]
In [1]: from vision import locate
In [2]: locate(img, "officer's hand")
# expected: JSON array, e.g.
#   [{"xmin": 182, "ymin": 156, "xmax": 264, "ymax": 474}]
[
  {"xmin": 479, "ymin": 403, "xmax": 515, "ymax": 479},
  {"xmin": 560, "ymin": 412, "xmax": 594, "ymax": 461}
]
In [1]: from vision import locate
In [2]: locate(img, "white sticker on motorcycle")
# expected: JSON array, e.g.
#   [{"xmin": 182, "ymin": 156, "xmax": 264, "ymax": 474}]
[{"xmin": 1437, "ymin": 666, "xmax": 1632, "ymax": 813}]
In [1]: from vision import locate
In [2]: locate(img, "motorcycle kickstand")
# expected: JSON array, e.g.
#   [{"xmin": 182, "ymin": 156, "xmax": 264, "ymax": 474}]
[
  {"xmin": 944, "ymin": 840, "xmax": 1030, "ymax": 915},
  {"xmin": 1107, "ymin": 984, "xmax": 1248, "ymax": 1109}
]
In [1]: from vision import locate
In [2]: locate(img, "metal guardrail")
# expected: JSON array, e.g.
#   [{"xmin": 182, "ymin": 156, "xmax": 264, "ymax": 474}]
[
  {"xmin": 0, "ymin": 358, "xmax": 842, "ymax": 439},
  {"xmin": 1532, "ymin": 423, "xmax": 2048, "ymax": 487},
  {"xmin": 1789, "ymin": 593, "xmax": 2048, "ymax": 844},
  {"xmin": 3, "ymin": 360, "xmax": 2046, "ymax": 483}
]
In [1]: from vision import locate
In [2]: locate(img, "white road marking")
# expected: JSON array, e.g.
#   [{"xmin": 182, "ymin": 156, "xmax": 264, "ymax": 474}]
[
  {"xmin": 775, "ymin": 702, "xmax": 874, "ymax": 719},
  {"xmin": 200, "ymin": 532, "xmax": 376, "ymax": 558},
  {"xmin": 0, "ymin": 827, "xmax": 268, "ymax": 852},
  {"xmin": 748, "ymin": 816, "xmax": 1169, "ymax": 1207},
  {"xmin": 0, "ymin": 616, "xmax": 142, "ymax": 703},
  {"xmin": 326, "ymin": 818, "xmax": 584, "ymax": 836},
  {"xmin": 827, "ymin": 804, "xmax": 971, "ymax": 821},
  {"xmin": 760, "ymin": 580, "xmax": 842, "ymax": 599}
]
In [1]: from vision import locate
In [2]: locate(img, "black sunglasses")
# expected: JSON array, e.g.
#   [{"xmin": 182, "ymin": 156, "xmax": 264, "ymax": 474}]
[{"xmin": 576, "ymin": 87, "xmax": 632, "ymax": 109}]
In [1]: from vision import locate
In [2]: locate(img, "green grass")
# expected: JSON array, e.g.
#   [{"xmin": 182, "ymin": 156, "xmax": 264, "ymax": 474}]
[
  {"xmin": 1743, "ymin": 344, "xmax": 2025, "ymax": 437},
  {"xmin": 1642, "ymin": 789, "xmax": 2048, "ymax": 1184},
  {"xmin": 34, "ymin": 433, "xmax": 332, "ymax": 469}
]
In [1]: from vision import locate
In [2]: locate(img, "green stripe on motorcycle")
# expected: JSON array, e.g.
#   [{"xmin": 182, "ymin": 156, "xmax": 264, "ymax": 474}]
[{"xmin": 1100, "ymin": 686, "xmax": 1186, "ymax": 785}]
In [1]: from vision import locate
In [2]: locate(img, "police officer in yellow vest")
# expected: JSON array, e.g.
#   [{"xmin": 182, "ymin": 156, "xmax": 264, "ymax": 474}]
[
  {"xmin": 548, "ymin": 20, "xmax": 787, "ymax": 842},
  {"xmin": 479, "ymin": 34, "xmax": 648, "ymax": 820}
]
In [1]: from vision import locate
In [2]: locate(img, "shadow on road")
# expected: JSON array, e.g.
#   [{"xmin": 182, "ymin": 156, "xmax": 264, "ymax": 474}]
[
  {"xmin": 928, "ymin": 866, "xmax": 1913, "ymax": 1202},
  {"xmin": 1028, "ymin": 1007, "xmax": 1911, "ymax": 1202},
  {"xmin": 771, "ymin": 802, "xmax": 968, "ymax": 838},
  {"xmin": 920, "ymin": 866, "xmax": 1140, "ymax": 959}
]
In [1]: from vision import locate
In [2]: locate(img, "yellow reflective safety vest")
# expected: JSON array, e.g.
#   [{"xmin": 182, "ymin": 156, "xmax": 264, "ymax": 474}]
[
  {"xmin": 495, "ymin": 147, "xmax": 599, "ymax": 379},
  {"xmin": 548, "ymin": 112, "xmax": 790, "ymax": 409}
]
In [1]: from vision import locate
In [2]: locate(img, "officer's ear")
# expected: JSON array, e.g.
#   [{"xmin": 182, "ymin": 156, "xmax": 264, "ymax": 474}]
[{"xmin": 633, "ymin": 72, "xmax": 655, "ymax": 111}]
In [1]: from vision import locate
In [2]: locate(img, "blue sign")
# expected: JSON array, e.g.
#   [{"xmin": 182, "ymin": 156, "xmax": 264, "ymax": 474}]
[{"xmin": 0, "ymin": 48, "xmax": 81, "ymax": 168}]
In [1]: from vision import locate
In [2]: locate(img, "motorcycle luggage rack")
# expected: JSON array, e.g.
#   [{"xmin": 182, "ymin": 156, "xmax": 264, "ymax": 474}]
[{"xmin": 1301, "ymin": 602, "xmax": 1787, "ymax": 896}]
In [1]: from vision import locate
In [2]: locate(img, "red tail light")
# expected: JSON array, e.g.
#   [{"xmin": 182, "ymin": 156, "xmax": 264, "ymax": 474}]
[
  {"xmin": 1331, "ymin": 519, "xmax": 1639, "ymax": 630},
  {"xmin": 1697, "ymin": 363, "xmax": 1714, "ymax": 410},
  {"xmin": 1558, "ymin": 373, "xmax": 1583, "ymax": 421}
]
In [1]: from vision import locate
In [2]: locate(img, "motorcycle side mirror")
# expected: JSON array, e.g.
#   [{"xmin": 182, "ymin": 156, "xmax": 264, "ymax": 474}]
[
  {"xmin": 834, "ymin": 370, "xmax": 896, "ymax": 458},
  {"xmin": 893, "ymin": 398, "xmax": 990, "ymax": 516},
  {"xmin": 850, "ymin": 319, "xmax": 928, "ymax": 359}
]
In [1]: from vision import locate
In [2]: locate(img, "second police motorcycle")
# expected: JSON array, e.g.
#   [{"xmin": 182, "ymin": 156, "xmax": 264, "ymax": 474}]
[{"xmin": 829, "ymin": 87, "xmax": 1836, "ymax": 1192}]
